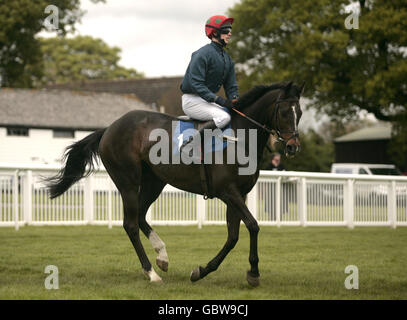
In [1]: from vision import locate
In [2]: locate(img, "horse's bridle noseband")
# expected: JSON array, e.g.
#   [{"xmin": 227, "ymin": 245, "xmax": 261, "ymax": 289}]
[
  {"xmin": 232, "ymin": 96, "xmax": 300, "ymax": 145},
  {"xmin": 271, "ymin": 97, "xmax": 300, "ymax": 144}
]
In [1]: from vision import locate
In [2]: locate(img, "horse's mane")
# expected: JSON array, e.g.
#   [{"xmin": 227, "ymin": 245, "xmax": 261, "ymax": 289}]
[{"xmin": 235, "ymin": 82, "xmax": 291, "ymax": 110}]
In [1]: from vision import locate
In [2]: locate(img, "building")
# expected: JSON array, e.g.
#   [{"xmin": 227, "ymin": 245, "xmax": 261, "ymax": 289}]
[
  {"xmin": 46, "ymin": 76, "xmax": 184, "ymax": 116},
  {"xmin": 46, "ymin": 77, "xmax": 327, "ymax": 131},
  {"xmin": 0, "ymin": 88, "xmax": 151, "ymax": 165},
  {"xmin": 334, "ymin": 122, "xmax": 392, "ymax": 164}
]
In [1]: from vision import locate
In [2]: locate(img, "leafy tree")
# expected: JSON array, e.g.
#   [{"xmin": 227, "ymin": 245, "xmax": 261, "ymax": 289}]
[
  {"xmin": 229, "ymin": 0, "xmax": 407, "ymax": 169},
  {"xmin": 0, "ymin": 0, "xmax": 104, "ymax": 87},
  {"xmin": 388, "ymin": 115, "xmax": 407, "ymax": 172},
  {"xmin": 229, "ymin": 0, "xmax": 406, "ymax": 121},
  {"xmin": 39, "ymin": 36, "xmax": 143, "ymax": 85},
  {"xmin": 316, "ymin": 117, "xmax": 377, "ymax": 142}
]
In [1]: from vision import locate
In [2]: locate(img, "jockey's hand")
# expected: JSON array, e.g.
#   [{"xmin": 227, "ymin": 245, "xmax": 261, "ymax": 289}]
[
  {"xmin": 231, "ymin": 98, "xmax": 239, "ymax": 109},
  {"xmin": 215, "ymin": 96, "xmax": 234, "ymax": 110}
]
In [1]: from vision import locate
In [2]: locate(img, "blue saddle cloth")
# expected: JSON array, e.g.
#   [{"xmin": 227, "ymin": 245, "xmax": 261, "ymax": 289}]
[{"xmin": 172, "ymin": 120, "xmax": 233, "ymax": 155}]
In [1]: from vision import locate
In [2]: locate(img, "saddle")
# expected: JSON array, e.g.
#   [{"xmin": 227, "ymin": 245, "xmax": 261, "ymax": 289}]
[
  {"xmin": 176, "ymin": 115, "xmax": 214, "ymax": 200},
  {"xmin": 177, "ymin": 116, "xmax": 212, "ymax": 130}
]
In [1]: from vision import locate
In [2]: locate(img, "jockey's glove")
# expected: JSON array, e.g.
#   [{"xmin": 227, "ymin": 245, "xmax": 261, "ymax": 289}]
[{"xmin": 215, "ymin": 96, "xmax": 234, "ymax": 110}]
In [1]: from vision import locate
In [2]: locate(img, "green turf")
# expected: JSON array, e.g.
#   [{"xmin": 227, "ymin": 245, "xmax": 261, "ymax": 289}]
[{"xmin": 0, "ymin": 225, "xmax": 406, "ymax": 299}]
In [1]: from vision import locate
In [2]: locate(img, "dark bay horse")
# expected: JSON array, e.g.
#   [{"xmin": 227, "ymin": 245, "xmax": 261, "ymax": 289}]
[{"xmin": 47, "ymin": 81, "xmax": 304, "ymax": 286}]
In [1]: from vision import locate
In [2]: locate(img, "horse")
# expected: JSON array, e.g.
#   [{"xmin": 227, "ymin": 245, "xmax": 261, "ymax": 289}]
[{"xmin": 47, "ymin": 81, "xmax": 304, "ymax": 286}]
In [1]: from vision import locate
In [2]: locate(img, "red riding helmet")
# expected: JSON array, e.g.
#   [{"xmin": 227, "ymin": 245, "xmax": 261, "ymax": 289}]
[{"xmin": 205, "ymin": 15, "xmax": 234, "ymax": 39}]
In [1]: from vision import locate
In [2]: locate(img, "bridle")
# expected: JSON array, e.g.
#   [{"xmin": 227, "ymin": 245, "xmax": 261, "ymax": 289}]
[
  {"xmin": 272, "ymin": 96, "xmax": 300, "ymax": 144},
  {"xmin": 232, "ymin": 95, "xmax": 300, "ymax": 145}
]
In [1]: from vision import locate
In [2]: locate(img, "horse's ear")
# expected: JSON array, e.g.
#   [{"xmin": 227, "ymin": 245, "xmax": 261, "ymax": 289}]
[
  {"xmin": 285, "ymin": 81, "xmax": 293, "ymax": 92},
  {"xmin": 284, "ymin": 81, "xmax": 293, "ymax": 96},
  {"xmin": 300, "ymin": 81, "xmax": 305, "ymax": 95}
]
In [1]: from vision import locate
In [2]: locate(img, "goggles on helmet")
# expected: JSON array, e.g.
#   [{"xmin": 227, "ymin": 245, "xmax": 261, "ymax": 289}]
[{"xmin": 220, "ymin": 27, "xmax": 232, "ymax": 34}]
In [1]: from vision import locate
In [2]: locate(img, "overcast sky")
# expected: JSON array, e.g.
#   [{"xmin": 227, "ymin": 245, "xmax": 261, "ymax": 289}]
[{"xmin": 72, "ymin": 0, "xmax": 240, "ymax": 77}]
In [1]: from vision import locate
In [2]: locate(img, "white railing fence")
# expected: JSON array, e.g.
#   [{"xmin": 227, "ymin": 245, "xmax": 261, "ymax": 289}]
[{"xmin": 1, "ymin": 163, "xmax": 407, "ymax": 230}]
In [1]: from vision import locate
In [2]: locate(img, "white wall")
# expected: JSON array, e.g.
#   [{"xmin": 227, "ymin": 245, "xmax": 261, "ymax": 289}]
[{"xmin": 0, "ymin": 127, "xmax": 94, "ymax": 165}]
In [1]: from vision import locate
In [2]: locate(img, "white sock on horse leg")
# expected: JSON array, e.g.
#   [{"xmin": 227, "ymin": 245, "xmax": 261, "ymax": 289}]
[
  {"xmin": 149, "ymin": 231, "xmax": 169, "ymax": 263},
  {"xmin": 143, "ymin": 267, "xmax": 162, "ymax": 282}
]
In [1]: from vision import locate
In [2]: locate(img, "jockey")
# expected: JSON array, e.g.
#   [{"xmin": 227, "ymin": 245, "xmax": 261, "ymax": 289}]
[{"xmin": 179, "ymin": 15, "xmax": 239, "ymax": 152}]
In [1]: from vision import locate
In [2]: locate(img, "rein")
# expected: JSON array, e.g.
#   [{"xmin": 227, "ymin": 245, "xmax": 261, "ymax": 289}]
[
  {"xmin": 232, "ymin": 108, "xmax": 273, "ymax": 134},
  {"xmin": 232, "ymin": 96, "xmax": 300, "ymax": 144}
]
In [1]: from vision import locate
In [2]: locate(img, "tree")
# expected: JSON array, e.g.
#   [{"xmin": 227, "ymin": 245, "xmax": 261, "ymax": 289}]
[
  {"xmin": 39, "ymin": 36, "xmax": 143, "ymax": 85},
  {"xmin": 316, "ymin": 116, "xmax": 377, "ymax": 142},
  {"xmin": 388, "ymin": 115, "xmax": 407, "ymax": 172},
  {"xmin": 0, "ymin": 0, "xmax": 104, "ymax": 87},
  {"xmin": 228, "ymin": 0, "xmax": 407, "ymax": 168},
  {"xmin": 229, "ymin": 0, "xmax": 406, "ymax": 121}
]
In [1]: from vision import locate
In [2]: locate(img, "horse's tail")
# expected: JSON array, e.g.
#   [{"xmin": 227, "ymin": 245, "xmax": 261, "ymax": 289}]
[{"xmin": 47, "ymin": 128, "xmax": 107, "ymax": 199}]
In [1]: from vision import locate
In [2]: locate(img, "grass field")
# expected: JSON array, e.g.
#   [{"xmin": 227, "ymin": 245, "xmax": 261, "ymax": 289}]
[{"xmin": 0, "ymin": 225, "xmax": 406, "ymax": 299}]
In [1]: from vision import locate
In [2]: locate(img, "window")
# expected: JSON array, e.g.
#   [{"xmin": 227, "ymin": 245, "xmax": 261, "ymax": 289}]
[
  {"xmin": 358, "ymin": 168, "xmax": 368, "ymax": 174},
  {"xmin": 53, "ymin": 129, "xmax": 75, "ymax": 138},
  {"xmin": 335, "ymin": 168, "xmax": 352, "ymax": 174},
  {"xmin": 7, "ymin": 127, "xmax": 29, "ymax": 136},
  {"xmin": 370, "ymin": 168, "xmax": 401, "ymax": 176}
]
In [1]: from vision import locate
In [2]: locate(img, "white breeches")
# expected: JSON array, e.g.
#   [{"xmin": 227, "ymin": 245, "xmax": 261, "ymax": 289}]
[{"xmin": 182, "ymin": 94, "xmax": 231, "ymax": 128}]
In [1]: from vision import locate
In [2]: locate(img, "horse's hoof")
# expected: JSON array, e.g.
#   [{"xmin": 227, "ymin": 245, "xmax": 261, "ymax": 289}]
[
  {"xmin": 190, "ymin": 266, "xmax": 201, "ymax": 282},
  {"xmin": 246, "ymin": 271, "xmax": 260, "ymax": 287},
  {"xmin": 156, "ymin": 258, "xmax": 169, "ymax": 272},
  {"xmin": 151, "ymin": 278, "xmax": 163, "ymax": 284},
  {"xmin": 143, "ymin": 268, "xmax": 163, "ymax": 283}
]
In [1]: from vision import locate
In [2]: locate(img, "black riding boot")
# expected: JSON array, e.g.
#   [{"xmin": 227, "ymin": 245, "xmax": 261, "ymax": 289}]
[{"xmin": 179, "ymin": 120, "xmax": 218, "ymax": 155}]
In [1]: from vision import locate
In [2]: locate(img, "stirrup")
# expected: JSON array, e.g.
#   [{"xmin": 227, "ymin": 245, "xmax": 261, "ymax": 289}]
[
  {"xmin": 180, "ymin": 136, "xmax": 200, "ymax": 158},
  {"xmin": 179, "ymin": 136, "xmax": 193, "ymax": 152},
  {"xmin": 222, "ymin": 134, "xmax": 238, "ymax": 142}
]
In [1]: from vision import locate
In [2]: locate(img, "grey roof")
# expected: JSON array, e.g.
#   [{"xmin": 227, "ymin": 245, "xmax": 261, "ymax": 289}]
[
  {"xmin": 45, "ymin": 76, "xmax": 184, "ymax": 116},
  {"xmin": 334, "ymin": 123, "xmax": 392, "ymax": 142},
  {"xmin": 46, "ymin": 76, "xmax": 183, "ymax": 105},
  {"xmin": 0, "ymin": 88, "xmax": 151, "ymax": 130}
]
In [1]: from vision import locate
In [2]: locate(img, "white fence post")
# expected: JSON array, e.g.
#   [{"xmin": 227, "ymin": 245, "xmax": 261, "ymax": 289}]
[
  {"xmin": 247, "ymin": 183, "xmax": 258, "ymax": 221},
  {"xmin": 84, "ymin": 176, "xmax": 94, "ymax": 225},
  {"xmin": 146, "ymin": 206, "xmax": 152, "ymax": 225},
  {"xmin": 276, "ymin": 177, "xmax": 281, "ymax": 227},
  {"xmin": 344, "ymin": 179, "xmax": 354, "ymax": 229},
  {"xmin": 23, "ymin": 170, "xmax": 33, "ymax": 225},
  {"xmin": 13, "ymin": 170, "xmax": 19, "ymax": 231},
  {"xmin": 197, "ymin": 195, "xmax": 206, "ymax": 229},
  {"xmin": 298, "ymin": 177, "xmax": 307, "ymax": 226},
  {"xmin": 388, "ymin": 181, "xmax": 397, "ymax": 229}
]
